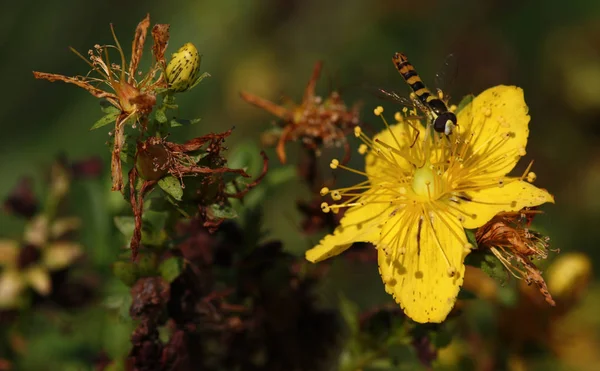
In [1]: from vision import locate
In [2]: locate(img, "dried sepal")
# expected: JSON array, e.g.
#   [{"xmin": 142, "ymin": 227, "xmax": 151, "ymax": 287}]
[{"xmin": 475, "ymin": 209, "xmax": 556, "ymax": 306}]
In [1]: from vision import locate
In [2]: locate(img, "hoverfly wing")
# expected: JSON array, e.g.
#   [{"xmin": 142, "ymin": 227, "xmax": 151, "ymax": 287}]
[
  {"xmin": 434, "ymin": 53, "xmax": 459, "ymax": 101},
  {"xmin": 367, "ymin": 84, "xmax": 415, "ymax": 108}
]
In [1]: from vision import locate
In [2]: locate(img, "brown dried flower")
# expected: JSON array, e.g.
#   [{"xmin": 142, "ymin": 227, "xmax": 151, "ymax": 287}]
[
  {"xmin": 475, "ymin": 208, "xmax": 557, "ymax": 306},
  {"xmin": 240, "ymin": 61, "xmax": 361, "ymax": 164},
  {"xmin": 33, "ymin": 14, "xmax": 170, "ymax": 192},
  {"xmin": 128, "ymin": 129, "xmax": 268, "ymax": 259}
]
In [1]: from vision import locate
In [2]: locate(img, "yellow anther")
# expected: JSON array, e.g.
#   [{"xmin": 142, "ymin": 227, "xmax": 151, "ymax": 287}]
[
  {"xmin": 402, "ymin": 107, "xmax": 408, "ymax": 113},
  {"xmin": 354, "ymin": 126, "xmax": 362, "ymax": 137},
  {"xmin": 330, "ymin": 159, "xmax": 340, "ymax": 169},
  {"xmin": 518, "ymin": 147, "xmax": 526, "ymax": 156},
  {"xmin": 394, "ymin": 112, "xmax": 402, "ymax": 122},
  {"xmin": 331, "ymin": 207, "xmax": 340, "ymax": 214},
  {"xmin": 331, "ymin": 191, "xmax": 342, "ymax": 201},
  {"xmin": 373, "ymin": 106, "xmax": 384, "ymax": 116},
  {"xmin": 320, "ymin": 202, "xmax": 331, "ymax": 213},
  {"xmin": 320, "ymin": 187, "xmax": 330, "ymax": 196},
  {"xmin": 358, "ymin": 144, "xmax": 368, "ymax": 155},
  {"xmin": 449, "ymin": 104, "xmax": 457, "ymax": 112},
  {"xmin": 527, "ymin": 172, "xmax": 537, "ymax": 183}
]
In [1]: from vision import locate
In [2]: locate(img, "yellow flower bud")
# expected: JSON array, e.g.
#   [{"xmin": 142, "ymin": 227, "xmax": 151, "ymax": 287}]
[{"xmin": 165, "ymin": 43, "xmax": 204, "ymax": 92}]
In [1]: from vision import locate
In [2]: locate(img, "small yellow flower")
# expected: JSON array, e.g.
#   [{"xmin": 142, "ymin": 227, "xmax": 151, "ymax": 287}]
[
  {"xmin": 305, "ymin": 85, "xmax": 554, "ymax": 323},
  {"xmin": 0, "ymin": 215, "xmax": 82, "ymax": 309}
]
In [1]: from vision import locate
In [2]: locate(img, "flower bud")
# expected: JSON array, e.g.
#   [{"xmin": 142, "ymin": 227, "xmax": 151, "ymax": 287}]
[
  {"xmin": 165, "ymin": 43, "xmax": 202, "ymax": 92},
  {"xmin": 136, "ymin": 139, "xmax": 170, "ymax": 181}
]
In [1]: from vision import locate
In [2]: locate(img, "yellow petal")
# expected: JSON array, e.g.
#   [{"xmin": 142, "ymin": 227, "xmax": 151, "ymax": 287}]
[
  {"xmin": 365, "ymin": 123, "xmax": 415, "ymax": 179},
  {"xmin": 25, "ymin": 266, "xmax": 52, "ymax": 296},
  {"xmin": 24, "ymin": 215, "xmax": 49, "ymax": 246},
  {"xmin": 457, "ymin": 180, "xmax": 554, "ymax": 229},
  {"xmin": 50, "ymin": 217, "xmax": 82, "ymax": 239},
  {"xmin": 457, "ymin": 85, "xmax": 530, "ymax": 180},
  {"xmin": 0, "ymin": 270, "xmax": 26, "ymax": 309},
  {"xmin": 43, "ymin": 242, "xmax": 82, "ymax": 270},
  {"xmin": 377, "ymin": 206, "xmax": 467, "ymax": 323},
  {"xmin": 305, "ymin": 189, "xmax": 393, "ymax": 263},
  {"xmin": 0, "ymin": 240, "xmax": 19, "ymax": 266}
]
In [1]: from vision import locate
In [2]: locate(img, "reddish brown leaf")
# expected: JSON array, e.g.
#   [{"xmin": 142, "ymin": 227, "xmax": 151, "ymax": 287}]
[
  {"xmin": 239, "ymin": 91, "xmax": 290, "ymax": 119},
  {"xmin": 129, "ymin": 14, "xmax": 151, "ymax": 84},
  {"xmin": 151, "ymin": 23, "xmax": 170, "ymax": 64},
  {"xmin": 33, "ymin": 71, "xmax": 119, "ymax": 105}
]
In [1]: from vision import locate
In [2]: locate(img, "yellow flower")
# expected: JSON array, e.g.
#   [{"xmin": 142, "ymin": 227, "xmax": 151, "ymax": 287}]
[
  {"xmin": 0, "ymin": 216, "xmax": 83, "ymax": 309},
  {"xmin": 305, "ymin": 85, "xmax": 554, "ymax": 323}
]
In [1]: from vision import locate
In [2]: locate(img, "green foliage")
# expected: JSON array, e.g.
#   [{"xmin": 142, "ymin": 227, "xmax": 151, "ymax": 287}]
[
  {"xmin": 158, "ymin": 257, "xmax": 182, "ymax": 283},
  {"xmin": 90, "ymin": 108, "xmax": 119, "ymax": 131}
]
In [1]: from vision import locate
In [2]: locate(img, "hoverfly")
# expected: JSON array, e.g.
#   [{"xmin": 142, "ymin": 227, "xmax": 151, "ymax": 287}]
[{"xmin": 376, "ymin": 52, "xmax": 459, "ymax": 145}]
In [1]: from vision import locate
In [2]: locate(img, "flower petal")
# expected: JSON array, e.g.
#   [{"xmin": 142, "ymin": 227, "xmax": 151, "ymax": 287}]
[
  {"xmin": 43, "ymin": 242, "xmax": 82, "ymax": 270},
  {"xmin": 0, "ymin": 240, "xmax": 19, "ymax": 266},
  {"xmin": 25, "ymin": 266, "xmax": 51, "ymax": 296},
  {"xmin": 456, "ymin": 85, "xmax": 530, "ymax": 180},
  {"xmin": 365, "ymin": 123, "xmax": 416, "ymax": 179},
  {"xmin": 377, "ymin": 206, "xmax": 467, "ymax": 323},
  {"xmin": 457, "ymin": 180, "xmax": 554, "ymax": 229},
  {"xmin": 305, "ymin": 189, "xmax": 393, "ymax": 263},
  {"xmin": 0, "ymin": 270, "xmax": 26, "ymax": 309}
]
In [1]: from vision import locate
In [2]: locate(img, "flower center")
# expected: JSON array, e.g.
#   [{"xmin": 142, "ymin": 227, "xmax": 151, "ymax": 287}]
[{"xmin": 411, "ymin": 164, "xmax": 440, "ymax": 201}]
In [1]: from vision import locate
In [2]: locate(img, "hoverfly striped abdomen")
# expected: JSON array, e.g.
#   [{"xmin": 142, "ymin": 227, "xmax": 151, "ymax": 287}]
[{"xmin": 392, "ymin": 52, "xmax": 457, "ymax": 136}]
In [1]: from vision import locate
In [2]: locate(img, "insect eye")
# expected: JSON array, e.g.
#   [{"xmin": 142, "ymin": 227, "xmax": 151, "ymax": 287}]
[
  {"xmin": 434, "ymin": 112, "xmax": 457, "ymax": 134},
  {"xmin": 433, "ymin": 116, "xmax": 447, "ymax": 133}
]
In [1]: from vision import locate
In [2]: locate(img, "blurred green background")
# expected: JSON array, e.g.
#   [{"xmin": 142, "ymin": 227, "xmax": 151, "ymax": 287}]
[{"xmin": 2, "ymin": 0, "xmax": 600, "ymax": 369}]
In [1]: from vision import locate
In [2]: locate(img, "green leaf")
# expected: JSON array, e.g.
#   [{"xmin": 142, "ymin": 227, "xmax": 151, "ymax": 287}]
[
  {"xmin": 497, "ymin": 284, "xmax": 519, "ymax": 307},
  {"xmin": 114, "ymin": 216, "xmax": 135, "ymax": 241},
  {"xmin": 155, "ymin": 109, "xmax": 168, "ymax": 124},
  {"xmin": 338, "ymin": 294, "xmax": 360, "ymax": 336},
  {"xmin": 227, "ymin": 141, "xmax": 263, "ymax": 175},
  {"xmin": 119, "ymin": 134, "xmax": 137, "ymax": 164},
  {"xmin": 159, "ymin": 257, "xmax": 183, "ymax": 283},
  {"xmin": 90, "ymin": 110, "xmax": 119, "ymax": 130},
  {"xmin": 170, "ymin": 117, "xmax": 201, "ymax": 127},
  {"xmin": 158, "ymin": 176, "xmax": 183, "ymax": 201},
  {"xmin": 267, "ymin": 165, "xmax": 297, "ymax": 187},
  {"xmin": 456, "ymin": 94, "xmax": 475, "ymax": 114},
  {"xmin": 100, "ymin": 100, "xmax": 120, "ymax": 114},
  {"xmin": 112, "ymin": 261, "xmax": 138, "ymax": 287},
  {"xmin": 141, "ymin": 210, "xmax": 169, "ymax": 246},
  {"xmin": 136, "ymin": 253, "xmax": 158, "ymax": 277},
  {"xmin": 429, "ymin": 323, "xmax": 454, "ymax": 348},
  {"xmin": 465, "ymin": 229, "xmax": 478, "ymax": 247},
  {"xmin": 210, "ymin": 203, "xmax": 238, "ymax": 219},
  {"xmin": 464, "ymin": 250, "xmax": 507, "ymax": 285}
]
